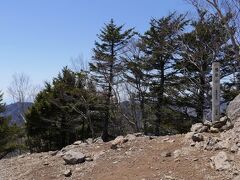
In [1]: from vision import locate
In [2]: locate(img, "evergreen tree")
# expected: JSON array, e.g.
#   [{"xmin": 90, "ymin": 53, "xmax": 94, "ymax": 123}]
[
  {"xmin": 140, "ymin": 13, "xmax": 187, "ymax": 135},
  {"xmin": 177, "ymin": 12, "xmax": 232, "ymax": 121},
  {"xmin": 122, "ymin": 39, "xmax": 151, "ymax": 134},
  {"xmin": 0, "ymin": 91, "xmax": 22, "ymax": 159},
  {"xmin": 90, "ymin": 19, "xmax": 135, "ymax": 141},
  {"xmin": 26, "ymin": 67, "xmax": 103, "ymax": 152}
]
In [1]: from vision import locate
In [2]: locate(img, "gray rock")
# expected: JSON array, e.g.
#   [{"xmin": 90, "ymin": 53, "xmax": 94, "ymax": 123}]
[
  {"xmin": 192, "ymin": 133, "xmax": 204, "ymax": 142},
  {"xmin": 43, "ymin": 162, "xmax": 49, "ymax": 166},
  {"xmin": 63, "ymin": 150, "xmax": 86, "ymax": 165},
  {"xmin": 231, "ymin": 144, "xmax": 238, "ymax": 153},
  {"xmin": 134, "ymin": 132, "xmax": 144, "ymax": 137},
  {"xmin": 125, "ymin": 134, "xmax": 136, "ymax": 141},
  {"xmin": 191, "ymin": 123, "xmax": 204, "ymax": 132},
  {"xmin": 203, "ymin": 120, "xmax": 212, "ymax": 127},
  {"xmin": 185, "ymin": 132, "xmax": 195, "ymax": 141},
  {"xmin": 190, "ymin": 142, "xmax": 196, "ymax": 147},
  {"xmin": 227, "ymin": 94, "xmax": 240, "ymax": 123},
  {"xmin": 199, "ymin": 125, "xmax": 209, "ymax": 133},
  {"xmin": 210, "ymin": 127, "xmax": 220, "ymax": 133},
  {"xmin": 210, "ymin": 151, "xmax": 232, "ymax": 171},
  {"xmin": 73, "ymin": 140, "xmax": 83, "ymax": 145},
  {"xmin": 161, "ymin": 151, "xmax": 172, "ymax": 157},
  {"xmin": 49, "ymin": 150, "xmax": 58, "ymax": 156},
  {"xmin": 220, "ymin": 121, "xmax": 234, "ymax": 132},
  {"xmin": 173, "ymin": 149, "xmax": 181, "ymax": 158},
  {"xmin": 85, "ymin": 157, "xmax": 93, "ymax": 161},
  {"xmin": 111, "ymin": 136, "xmax": 128, "ymax": 149},
  {"xmin": 86, "ymin": 138, "xmax": 93, "ymax": 144},
  {"xmin": 93, "ymin": 137, "xmax": 103, "ymax": 143},
  {"xmin": 212, "ymin": 120, "xmax": 227, "ymax": 129},
  {"xmin": 204, "ymin": 137, "xmax": 220, "ymax": 150},
  {"xmin": 64, "ymin": 169, "xmax": 72, "ymax": 177},
  {"xmin": 216, "ymin": 141, "xmax": 231, "ymax": 150}
]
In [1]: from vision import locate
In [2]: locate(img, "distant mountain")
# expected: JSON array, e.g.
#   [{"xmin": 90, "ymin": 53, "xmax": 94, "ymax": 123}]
[{"xmin": 2, "ymin": 102, "xmax": 33, "ymax": 126}]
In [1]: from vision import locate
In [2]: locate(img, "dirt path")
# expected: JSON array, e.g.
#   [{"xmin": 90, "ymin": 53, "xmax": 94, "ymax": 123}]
[{"xmin": 0, "ymin": 134, "xmax": 236, "ymax": 180}]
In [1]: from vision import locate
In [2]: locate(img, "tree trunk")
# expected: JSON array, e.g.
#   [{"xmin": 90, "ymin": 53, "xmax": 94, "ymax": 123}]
[
  {"xmin": 197, "ymin": 71, "xmax": 206, "ymax": 121},
  {"xmin": 102, "ymin": 43, "xmax": 114, "ymax": 142},
  {"xmin": 155, "ymin": 59, "xmax": 165, "ymax": 136}
]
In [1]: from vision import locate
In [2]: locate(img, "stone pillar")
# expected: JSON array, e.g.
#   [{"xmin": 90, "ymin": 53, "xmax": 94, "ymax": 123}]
[{"xmin": 212, "ymin": 62, "xmax": 220, "ymax": 122}]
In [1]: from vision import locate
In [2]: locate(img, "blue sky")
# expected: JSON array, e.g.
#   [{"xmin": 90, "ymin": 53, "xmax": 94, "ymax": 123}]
[{"xmin": 0, "ymin": 0, "xmax": 192, "ymax": 103}]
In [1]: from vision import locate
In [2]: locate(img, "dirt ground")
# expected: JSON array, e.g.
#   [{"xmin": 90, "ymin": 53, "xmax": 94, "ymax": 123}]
[{"xmin": 0, "ymin": 134, "xmax": 236, "ymax": 180}]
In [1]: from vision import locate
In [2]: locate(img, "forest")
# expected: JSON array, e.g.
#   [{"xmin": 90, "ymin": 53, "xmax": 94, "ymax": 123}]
[{"xmin": 0, "ymin": 0, "xmax": 240, "ymax": 155}]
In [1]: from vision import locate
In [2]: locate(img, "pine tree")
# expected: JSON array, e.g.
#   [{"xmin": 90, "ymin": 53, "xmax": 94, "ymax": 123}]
[
  {"xmin": 90, "ymin": 19, "xmax": 134, "ymax": 141},
  {"xmin": 0, "ymin": 91, "xmax": 22, "ymax": 159},
  {"xmin": 121, "ymin": 39, "xmax": 151, "ymax": 134},
  {"xmin": 177, "ymin": 12, "xmax": 232, "ymax": 121},
  {"xmin": 140, "ymin": 13, "xmax": 187, "ymax": 135},
  {"xmin": 26, "ymin": 67, "xmax": 104, "ymax": 152}
]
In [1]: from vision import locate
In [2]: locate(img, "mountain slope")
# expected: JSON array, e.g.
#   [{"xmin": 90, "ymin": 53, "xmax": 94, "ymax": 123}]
[{"xmin": 2, "ymin": 102, "xmax": 33, "ymax": 125}]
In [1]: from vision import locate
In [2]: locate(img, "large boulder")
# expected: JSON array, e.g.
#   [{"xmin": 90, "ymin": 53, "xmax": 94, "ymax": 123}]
[
  {"xmin": 191, "ymin": 123, "xmax": 204, "ymax": 132},
  {"xmin": 227, "ymin": 94, "xmax": 240, "ymax": 123},
  {"xmin": 210, "ymin": 151, "xmax": 233, "ymax": 171},
  {"xmin": 191, "ymin": 123, "xmax": 209, "ymax": 133},
  {"xmin": 63, "ymin": 150, "xmax": 86, "ymax": 165}
]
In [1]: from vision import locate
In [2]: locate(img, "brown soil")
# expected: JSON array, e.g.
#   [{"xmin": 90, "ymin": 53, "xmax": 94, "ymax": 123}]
[{"xmin": 0, "ymin": 134, "xmax": 235, "ymax": 180}]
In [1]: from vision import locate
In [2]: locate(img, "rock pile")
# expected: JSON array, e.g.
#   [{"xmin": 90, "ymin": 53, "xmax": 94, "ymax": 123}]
[{"xmin": 186, "ymin": 93, "xmax": 240, "ymax": 175}]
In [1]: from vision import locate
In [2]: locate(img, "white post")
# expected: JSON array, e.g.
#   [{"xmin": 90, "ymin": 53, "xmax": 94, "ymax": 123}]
[{"xmin": 212, "ymin": 62, "xmax": 220, "ymax": 122}]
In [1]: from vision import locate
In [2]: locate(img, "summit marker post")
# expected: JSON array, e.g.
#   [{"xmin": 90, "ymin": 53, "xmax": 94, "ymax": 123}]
[{"xmin": 212, "ymin": 62, "xmax": 220, "ymax": 122}]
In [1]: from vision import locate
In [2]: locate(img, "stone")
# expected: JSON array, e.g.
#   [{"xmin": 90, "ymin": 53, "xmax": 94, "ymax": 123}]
[
  {"xmin": 190, "ymin": 142, "xmax": 196, "ymax": 147},
  {"xmin": 43, "ymin": 162, "xmax": 49, "ymax": 166},
  {"xmin": 220, "ymin": 122, "xmax": 234, "ymax": 132},
  {"xmin": 216, "ymin": 141, "xmax": 230, "ymax": 150},
  {"xmin": 192, "ymin": 133, "xmax": 204, "ymax": 142},
  {"xmin": 204, "ymin": 137, "xmax": 220, "ymax": 151},
  {"xmin": 191, "ymin": 123, "xmax": 204, "ymax": 132},
  {"xmin": 161, "ymin": 151, "xmax": 172, "ymax": 157},
  {"xmin": 185, "ymin": 132, "xmax": 195, "ymax": 141},
  {"xmin": 227, "ymin": 94, "xmax": 240, "ymax": 123},
  {"xmin": 85, "ymin": 157, "xmax": 93, "ymax": 162},
  {"xmin": 111, "ymin": 136, "xmax": 128, "ymax": 149},
  {"xmin": 63, "ymin": 150, "xmax": 86, "ymax": 165},
  {"xmin": 220, "ymin": 116, "xmax": 228, "ymax": 123},
  {"xmin": 210, "ymin": 127, "xmax": 220, "ymax": 133},
  {"xmin": 173, "ymin": 149, "xmax": 181, "ymax": 158},
  {"xmin": 199, "ymin": 125, "xmax": 209, "ymax": 133},
  {"xmin": 149, "ymin": 136, "xmax": 157, "ymax": 140},
  {"xmin": 49, "ymin": 150, "xmax": 58, "ymax": 156},
  {"xmin": 125, "ymin": 134, "xmax": 136, "ymax": 141},
  {"xmin": 73, "ymin": 140, "xmax": 83, "ymax": 145},
  {"xmin": 212, "ymin": 120, "xmax": 227, "ymax": 129},
  {"xmin": 134, "ymin": 132, "xmax": 144, "ymax": 137},
  {"xmin": 93, "ymin": 137, "xmax": 103, "ymax": 143},
  {"xmin": 203, "ymin": 120, "xmax": 212, "ymax": 127},
  {"xmin": 210, "ymin": 151, "xmax": 232, "ymax": 171},
  {"xmin": 86, "ymin": 138, "xmax": 93, "ymax": 144},
  {"xmin": 231, "ymin": 144, "xmax": 238, "ymax": 153},
  {"xmin": 64, "ymin": 169, "xmax": 72, "ymax": 177}
]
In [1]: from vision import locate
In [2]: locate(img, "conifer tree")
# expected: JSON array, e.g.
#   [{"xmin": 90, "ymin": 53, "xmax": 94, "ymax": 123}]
[
  {"xmin": 0, "ymin": 91, "xmax": 22, "ymax": 159},
  {"xmin": 141, "ymin": 13, "xmax": 187, "ymax": 135},
  {"xmin": 90, "ymin": 19, "xmax": 134, "ymax": 141},
  {"xmin": 26, "ymin": 67, "xmax": 103, "ymax": 152},
  {"xmin": 122, "ymin": 39, "xmax": 151, "ymax": 133},
  {"xmin": 177, "ymin": 12, "xmax": 232, "ymax": 121}
]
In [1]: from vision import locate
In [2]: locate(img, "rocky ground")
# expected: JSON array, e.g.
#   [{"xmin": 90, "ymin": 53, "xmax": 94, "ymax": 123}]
[
  {"xmin": 0, "ymin": 131, "xmax": 239, "ymax": 180},
  {"xmin": 1, "ymin": 94, "xmax": 240, "ymax": 180}
]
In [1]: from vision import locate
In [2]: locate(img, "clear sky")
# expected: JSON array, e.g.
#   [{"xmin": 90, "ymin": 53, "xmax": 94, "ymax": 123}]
[{"xmin": 0, "ymin": 0, "xmax": 192, "ymax": 103}]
